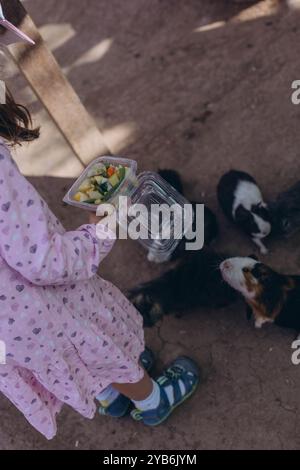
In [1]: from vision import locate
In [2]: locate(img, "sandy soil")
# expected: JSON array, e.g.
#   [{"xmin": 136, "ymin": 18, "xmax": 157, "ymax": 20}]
[{"xmin": 1, "ymin": 0, "xmax": 300, "ymax": 450}]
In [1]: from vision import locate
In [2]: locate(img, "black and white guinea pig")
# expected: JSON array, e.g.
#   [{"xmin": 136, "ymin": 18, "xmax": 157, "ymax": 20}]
[
  {"xmin": 147, "ymin": 169, "xmax": 219, "ymax": 263},
  {"xmin": 217, "ymin": 170, "xmax": 271, "ymax": 254},
  {"xmin": 220, "ymin": 255, "xmax": 300, "ymax": 331},
  {"xmin": 270, "ymin": 181, "xmax": 300, "ymax": 238}
]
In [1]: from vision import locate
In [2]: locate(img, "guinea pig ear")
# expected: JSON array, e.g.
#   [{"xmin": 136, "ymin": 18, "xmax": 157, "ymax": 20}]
[
  {"xmin": 248, "ymin": 253, "xmax": 258, "ymax": 261},
  {"xmin": 235, "ymin": 205, "xmax": 250, "ymax": 222}
]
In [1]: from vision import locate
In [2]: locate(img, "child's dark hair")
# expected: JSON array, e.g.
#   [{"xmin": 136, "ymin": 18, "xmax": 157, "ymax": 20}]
[{"xmin": 0, "ymin": 88, "xmax": 40, "ymax": 144}]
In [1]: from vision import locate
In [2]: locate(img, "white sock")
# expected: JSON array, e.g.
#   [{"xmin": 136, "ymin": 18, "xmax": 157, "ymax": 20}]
[
  {"xmin": 132, "ymin": 379, "xmax": 186, "ymax": 411},
  {"xmin": 133, "ymin": 380, "xmax": 161, "ymax": 411},
  {"xmin": 96, "ymin": 385, "xmax": 120, "ymax": 407}
]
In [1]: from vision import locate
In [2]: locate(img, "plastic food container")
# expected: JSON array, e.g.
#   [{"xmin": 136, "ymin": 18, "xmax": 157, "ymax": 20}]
[
  {"xmin": 63, "ymin": 156, "xmax": 138, "ymax": 212},
  {"xmin": 63, "ymin": 156, "xmax": 192, "ymax": 261}
]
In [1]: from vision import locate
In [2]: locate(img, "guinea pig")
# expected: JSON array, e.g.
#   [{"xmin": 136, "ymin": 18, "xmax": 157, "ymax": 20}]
[
  {"xmin": 220, "ymin": 256, "xmax": 300, "ymax": 331},
  {"xmin": 157, "ymin": 169, "xmax": 184, "ymax": 194},
  {"xmin": 269, "ymin": 181, "xmax": 300, "ymax": 238},
  {"xmin": 147, "ymin": 169, "xmax": 219, "ymax": 263},
  {"xmin": 129, "ymin": 248, "xmax": 238, "ymax": 327},
  {"xmin": 217, "ymin": 170, "xmax": 271, "ymax": 254}
]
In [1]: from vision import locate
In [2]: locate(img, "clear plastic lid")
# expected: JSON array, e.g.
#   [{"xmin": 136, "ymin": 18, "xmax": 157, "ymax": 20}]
[{"xmin": 119, "ymin": 171, "xmax": 192, "ymax": 258}]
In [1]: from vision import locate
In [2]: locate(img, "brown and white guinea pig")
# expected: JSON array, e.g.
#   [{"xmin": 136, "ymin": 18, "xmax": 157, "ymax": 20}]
[
  {"xmin": 220, "ymin": 256, "xmax": 300, "ymax": 331},
  {"xmin": 217, "ymin": 170, "xmax": 272, "ymax": 254}
]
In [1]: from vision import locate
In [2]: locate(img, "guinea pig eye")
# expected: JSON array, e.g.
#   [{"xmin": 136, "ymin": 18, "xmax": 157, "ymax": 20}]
[{"xmin": 242, "ymin": 267, "xmax": 250, "ymax": 273}]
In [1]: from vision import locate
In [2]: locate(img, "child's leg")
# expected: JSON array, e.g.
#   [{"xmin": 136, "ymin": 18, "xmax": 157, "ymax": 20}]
[
  {"xmin": 97, "ymin": 371, "xmax": 153, "ymax": 418},
  {"xmin": 129, "ymin": 356, "xmax": 200, "ymax": 426},
  {"xmin": 98, "ymin": 371, "xmax": 157, "ymax": 418},
  {"xmin": 112, "ymin": 371, "xmax": 153, "ymax": 401},
  {"xmin": 98, "ymin": 354, "xmax": 200, "ymax": 425},
  {"xmin": 114, "ymin": 357, "xmax": 200, "ymax": 426},
  {"xmin": 97, "ymin": 348, "xmax": 155, "ymax": 417}
]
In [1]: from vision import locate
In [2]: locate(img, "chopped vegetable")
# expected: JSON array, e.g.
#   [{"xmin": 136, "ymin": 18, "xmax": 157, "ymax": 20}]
[
  {"xmin": 87, "ymin": 164, "xmax": 106, "ymax": 177},
  {"xmin": 85, "ymin": 199, "xmax": 99, "ymax": 204},
  {"xmin": 94, "ymin": 175, "xmax": 106, "ymax": 184},
  {"xmin": 78, "ymin": 178, "xmax": 92, "ymax": 192},
  {"xmin": 107, "ymin": 166, "xmax": 116, "ymax": 177},
  {"xmin": 73, "ymin": 162, "xmax": 127, "ymax": 206},
  {"xmin": 117, "ymin": 167, "xmax": 126, "ymax": 180},
  {"xmin": 74, "ymin": 191, "xmax": 90, "ymax": 202},
  {"xmin": 87, "ymin": 190, "xmax": 103, "ymax": 200},
  {"xmin": 108, "ymin": 173, "xmax": 120, "ymax": 187},
  {"xmin": 99, "ymin": 182, "xmax": 109, "ymax": 193}
]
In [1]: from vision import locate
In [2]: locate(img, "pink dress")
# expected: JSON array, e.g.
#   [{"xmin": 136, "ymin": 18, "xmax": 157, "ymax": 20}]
[{"xmin": 0, "ymin": 141, "xmax": 144, "ymax": 439}]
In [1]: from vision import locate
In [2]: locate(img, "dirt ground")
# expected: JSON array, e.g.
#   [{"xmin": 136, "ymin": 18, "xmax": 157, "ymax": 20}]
[{"xmin": 1, "ymin": 0, "xmax": 300, "ymax": 450}]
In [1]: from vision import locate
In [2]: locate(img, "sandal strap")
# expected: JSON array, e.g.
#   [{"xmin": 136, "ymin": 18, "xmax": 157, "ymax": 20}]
[{"xmin": 156, "ymin": 367, "xmax": 192, "ymax": 405}]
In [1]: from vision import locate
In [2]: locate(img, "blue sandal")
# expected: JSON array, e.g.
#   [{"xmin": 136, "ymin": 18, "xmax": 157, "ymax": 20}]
[
  {"xmin": 98, "ymin": 347, "xmax": 155, "ymax": 418},
  {"xmin": 131, "ymin": 356, "xmax": 200, "ymax": 426}
]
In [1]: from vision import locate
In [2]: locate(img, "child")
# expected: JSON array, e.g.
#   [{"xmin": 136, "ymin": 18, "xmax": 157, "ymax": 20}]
[{"xmin": 0, "ymin": 17, "xmax": 199, "ymax": 441}]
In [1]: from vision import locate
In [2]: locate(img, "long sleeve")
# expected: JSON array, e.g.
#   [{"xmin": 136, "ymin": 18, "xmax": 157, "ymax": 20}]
[{"xmin": 0, "ymin": 142, "xmax": 115, "ymax": 285}]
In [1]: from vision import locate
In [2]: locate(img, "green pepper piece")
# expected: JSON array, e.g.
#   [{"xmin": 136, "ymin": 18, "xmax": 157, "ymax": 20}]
[
  {"xmin": 84, "ymin": 199, "xmax": 97, "ymax": 204},
  {"xmin": 117, "ymin": 166, "xmax": 126, "ymax": 182}
]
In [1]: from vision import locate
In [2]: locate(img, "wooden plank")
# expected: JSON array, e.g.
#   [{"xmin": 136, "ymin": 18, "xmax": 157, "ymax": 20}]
[{"xmin": 2, "ymin": 0, "xmax": 110, "ymax": 166}]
